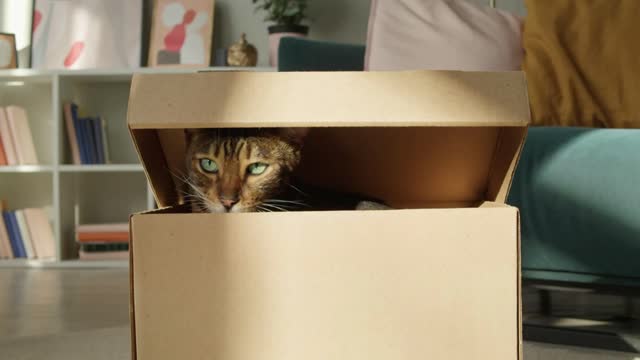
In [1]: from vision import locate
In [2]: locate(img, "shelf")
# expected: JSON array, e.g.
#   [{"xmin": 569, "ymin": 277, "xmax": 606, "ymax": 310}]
[
  {"xmin": 59, "ymin": 164, "xmax": 144, "ymax": 173},
  {"xmin": 0, "ymin": 66, "xmax": 275, "ymax": 81},
  {"xmin": 0, "ymin": 165, "xmax": 54, "ymax": 173},
  {"xmin": 0, "ymin": 259, "xmax": 128, "ymax": 268},
  {"xmin": 0, "ymin": 65, "xmax": 266, "ymax": 264},
  {"xmin": 0, "ymin": 69, "xmax": 52, "ymax": 83}
]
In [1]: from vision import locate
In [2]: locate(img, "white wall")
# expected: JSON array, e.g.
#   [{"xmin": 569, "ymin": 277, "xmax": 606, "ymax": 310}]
[
  {"xmin": 215, "ymin": 0, "xmax": 526, "ymax": 66},
  {"xmin": 0, "ymin": 0, "xmax": 526, "ymax": 68},
  {"xmin": 214, "ymin": 0, "xmax": 376, "ymax": 65}
]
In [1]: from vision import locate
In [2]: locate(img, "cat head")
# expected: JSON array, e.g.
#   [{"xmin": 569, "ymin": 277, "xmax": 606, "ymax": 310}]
[{"xmin": 184, "ymin": 128, "xmax": 308, "ymax": 213}]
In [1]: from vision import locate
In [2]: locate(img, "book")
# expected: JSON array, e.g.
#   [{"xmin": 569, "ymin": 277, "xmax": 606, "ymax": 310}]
[
  {"xmin": 0, "ymin": 108, "xmax": 17, "ymax": 165},
  {"xmin": 91, "ymin": 117, "xmax": 105, "ymax": 164},
  {"xmin": 81, "ymin": 243, "xmax": 129, "ymax": 252},
  {"xmin": 71, "ymin": 105, "xmax": 89, "ymax": 164},
  {"xmin": 0, "ymin": 134, "xmax": 7, "ymax": 165},
  {"xmin": 76, "ymin": 223, "xmax": 129, "ymax": 233},
  {"xmin": 65, "ymin": 104, "xmax": 108, "ymax": 165},
  {"xmin": 82, "ymin": 117, "xmax": 97, "ymax": 164},
  {"xmin": 79, "ymin": 250, "xmax": 129, "ymax": 261},
  {"xmin": 63, "ymin": 103, "xmax": 81, "ymax": 165},
  {"xmin": 2, "ymin": 211, "xmax": 26, "ymax": 258},
  {"xmin": 15, "ymin": 210, "xmax": 37, "ymax": 259},
  {"xmin": 0, "ymin": 214, "xmax": 14, "ymax": 259},
  {"xmin": 79, "ymin": 242, "xmax": 128, "ymax": 260},
  {"xmin": 100, "ymin": 117, "xmax": 110, "ymax": 164},
  {"xmin": 5, "ymin": 106, "xmax": 39, "ymax": 165},
  {"xmin": 77, "ymin": 232, "xmax": 129, "ymax": 243},
  {"xmin": 24, "ymin": 208, "xmax": 56, "ymax": 259},
  {"xmin": 76, "ymin": 223, "xmax": 128, "ymax": 243}
]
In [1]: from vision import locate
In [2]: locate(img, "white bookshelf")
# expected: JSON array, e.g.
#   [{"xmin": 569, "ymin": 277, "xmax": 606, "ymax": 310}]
[{"xmin": 0, "ymin": 66, "xmax": 274, "ymax": 267}]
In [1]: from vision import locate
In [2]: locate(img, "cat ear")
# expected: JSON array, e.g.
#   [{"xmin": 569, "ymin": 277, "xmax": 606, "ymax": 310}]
[
  {"xmin": 279, "ymin": 127, "xmax": 310, "ymax": 146},
  {"xmin": 184, "ymin": 128, "xmax": 202, "ymax": 143}
]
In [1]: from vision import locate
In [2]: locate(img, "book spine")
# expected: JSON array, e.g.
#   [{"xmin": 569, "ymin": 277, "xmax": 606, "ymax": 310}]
[
  {"xmin": 72, "ymin": 106, "xmax": 88, "ymax": 164},
  {"xmin": 100, "ymin": 118, "xmax": 110, "ymax": 164},
  {"xmin": 92, "ymin": 117, "xmax": 105, "ymax": 164},
  {"xmin": 64, "ymin": 103, "xmax": 81, "ymax": 165},
  {"xmin": 0, "ymin": 134, "xmax": 7, "ymax": 165},
  {"xmin": 0, "ymin": 214, "xmax": 12, "ymax": 258},
  {"xmin": 6, "ymin": 106, "xmax": 39, "ymax": 165},
  {"xmin": 79, "ymin": 250, "xmax": 129, "ymax": 261},
  {"xmin": 3, "ymin": 212, "xmax": 26, "ymax": 258},
  {"xmin": 0, "ymin": 108, "xmax": 18, "ymax": 165},
  {"xmin": 15, "ymin": 210, "xmax": 36, "ymax": 259},
  {"xmin": 76, "ymin": 223, "xmax": 129, "ymax": 233},
  {"xmin": 24, "ymin": 208, "xmax": 55, "ymax": 259},
  {"xmin": 77, "ymin": 232, "xmax": 129, "ymax": 243},
  {"xmin": 81, "ymin": 243, "xmax": 129, "ymax": 252},
  {"xmin": 83, "ymin": 118, "xmax": 97, "ymax": 164}
]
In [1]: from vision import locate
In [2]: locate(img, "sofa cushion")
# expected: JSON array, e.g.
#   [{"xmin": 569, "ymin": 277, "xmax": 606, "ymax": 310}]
[{"xmin": 365, "ymin": 0, "xmax": 523, "ymax": 71}]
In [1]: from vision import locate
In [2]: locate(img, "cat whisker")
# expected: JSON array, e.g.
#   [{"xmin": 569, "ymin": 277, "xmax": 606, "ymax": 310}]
[
  {"xmin": 259, "ymin": 203, "xmax": 288, "ymax": 212},
  {"xmin": 288, "ymin": 184, "xmax": 308, "ymax": 196},
  {"xmin": 255, "ymin": 205, "xmax": 271, "ymax": 213},
  {"xmin": 264, "ymin": 199, "xmax": 310, "ymax": 207},
  {"xmin": 262, "ymin": 204, "xmax": 299, "ymax": 211}
]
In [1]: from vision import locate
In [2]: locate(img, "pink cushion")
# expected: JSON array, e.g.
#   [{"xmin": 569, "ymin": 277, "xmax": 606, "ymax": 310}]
[{"xmin": 365, "ymin": 0, "xmax": 523, "ymax": 71}]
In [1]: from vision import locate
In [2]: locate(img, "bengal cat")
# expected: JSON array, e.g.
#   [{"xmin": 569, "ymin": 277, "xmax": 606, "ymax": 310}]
[{"xmin": 182, "ymin": 128, "xmax": 390, "ymax": 213}]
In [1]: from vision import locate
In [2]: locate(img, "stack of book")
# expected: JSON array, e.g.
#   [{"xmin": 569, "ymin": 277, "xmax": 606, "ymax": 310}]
[
  {"xmin": 0, "ymin": 106, "xmax": 39, "ymax": 166},
  {"xmin": 76, "ymin": 223, "xmax": 129, "ymax": 260},
  {"xmin": 0, "ymin": 206, "xmax": 55, "ymax": 259},
  {"xmin": 63, "ymin": 102, "xmax": 110, "ymax": 165}
]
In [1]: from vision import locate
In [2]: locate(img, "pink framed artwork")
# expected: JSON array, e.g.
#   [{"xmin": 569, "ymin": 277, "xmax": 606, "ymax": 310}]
[
  {"xmin": 148, "ymin": 0, "xmax": 215, "ymax": 67},
  {"xmin": 31, "ymin": 0, "xmax": 142, "ymax": 69},
  {"xmin": 0, "ymin": 33, "xmax": 18, "ymax": 69}
]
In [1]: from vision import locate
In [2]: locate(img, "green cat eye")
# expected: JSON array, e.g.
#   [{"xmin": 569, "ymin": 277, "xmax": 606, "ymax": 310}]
[
  {"xmin": 247, "ymin": 162, "xmax": 268, "ymax": 175},
  {"xmin": 199, "ymin": 158, "xmax": 219, "ymax": 173}
]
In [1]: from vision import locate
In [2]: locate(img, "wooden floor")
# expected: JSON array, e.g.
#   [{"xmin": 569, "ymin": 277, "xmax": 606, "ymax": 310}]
[
  {"xmin": 0, "ymin": 268, "xmax": 638, "ymax": 360},
  {"xmin": 0, "ymin": 268, "xmax": 130, "ymax": 360}
]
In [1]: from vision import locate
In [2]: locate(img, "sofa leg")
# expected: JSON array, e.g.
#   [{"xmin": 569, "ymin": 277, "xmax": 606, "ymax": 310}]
[
  {"xmin": 624, "ymin": 296, "xmax": 635, "ymax": 320},
  {"xmin": 539, "ymin": 289, "xmax": 552, "ymax": 316}
]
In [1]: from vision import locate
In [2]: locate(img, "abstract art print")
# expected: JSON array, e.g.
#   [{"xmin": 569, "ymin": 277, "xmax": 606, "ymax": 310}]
[
  {"xmin": 31, "ymin": 0, "xmax": 142, "ymax": 69},
  {"xmin": 148, "ymin": 0, "xmax": 215, "ymax": 67},
  {"xmin": 0, "ymin": 33, "xmax": 18, "ymax": 69}
]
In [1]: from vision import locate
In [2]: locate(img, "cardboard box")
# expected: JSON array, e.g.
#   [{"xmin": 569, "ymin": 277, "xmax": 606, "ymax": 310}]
[{"xmin": 128, "ymin": 70, "xmax": 529, "ymax": 360}]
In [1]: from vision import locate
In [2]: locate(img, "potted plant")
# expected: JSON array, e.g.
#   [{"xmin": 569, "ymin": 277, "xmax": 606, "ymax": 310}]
[{"xmin": 252, "ymin": 0, "xmax": 309, "ymax": 66}]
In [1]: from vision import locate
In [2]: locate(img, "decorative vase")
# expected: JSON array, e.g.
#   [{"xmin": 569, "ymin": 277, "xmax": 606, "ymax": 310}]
[
  {"xmin": 227, "ymin": 33, "xmax": 258, "ymax": 67},
  {"xmin": 268, "ymin": 24, "xmax": 308, "ymax": 67}
]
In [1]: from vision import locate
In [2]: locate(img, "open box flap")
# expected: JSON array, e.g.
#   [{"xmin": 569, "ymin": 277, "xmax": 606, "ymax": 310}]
[{"xmin": 128, "ymin": 70, "xmax": 529, "ymax": 208}]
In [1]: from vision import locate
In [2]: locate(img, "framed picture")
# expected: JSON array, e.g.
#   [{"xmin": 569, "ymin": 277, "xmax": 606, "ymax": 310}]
[
  {"xmin": 148, "ymin": 0, "xmax": 215, "ymax": 67},
  {"xmin": 31, "ymin": 0, "xmax": 142, "ymax": 69},
  {"xmin": 0, "ymin": 33, "xmax": 18, "ymax": 69}
]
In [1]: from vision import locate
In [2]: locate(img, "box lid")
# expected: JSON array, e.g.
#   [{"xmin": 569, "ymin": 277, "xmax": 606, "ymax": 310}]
[{"xmin": 128, "ymin": 70, "xmax": 529, "ymax": 208}]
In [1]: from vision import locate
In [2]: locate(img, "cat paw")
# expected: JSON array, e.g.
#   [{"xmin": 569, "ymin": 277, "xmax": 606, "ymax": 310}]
[{"xmin": 355, "ymin": 201, "xmax": 392, "ymax": 211}]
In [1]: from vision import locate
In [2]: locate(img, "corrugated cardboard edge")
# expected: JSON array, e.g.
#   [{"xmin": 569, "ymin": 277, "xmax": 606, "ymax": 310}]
[
  {"xmin": 129, "ymin": 214, "xmax": 137, "ymax": 360},
  {"xmin": 130, "ymin": 206, "xmax": 190, "ymax": 360},
  {"xmin": 478, "ymin": 202, "xmax": 522, "ymax": 359},
  {"xmin": 503, "ymin": 72, "xmax": 532, "ymax": 205},
  {"xmin": 485, "ymin": 126, "xmax": 528, "ymax": 203},
  {"xmin": 517, "ymin": 209, "xmax": 523, "ymax": 360}
]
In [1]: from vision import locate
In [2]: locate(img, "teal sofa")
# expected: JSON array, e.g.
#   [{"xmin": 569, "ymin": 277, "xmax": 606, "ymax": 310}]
[{"xmin": 279, "ymin": 37, "xmax": 640, "ymax": 291}]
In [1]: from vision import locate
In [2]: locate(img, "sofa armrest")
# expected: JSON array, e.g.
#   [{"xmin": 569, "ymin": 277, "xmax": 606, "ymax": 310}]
[{"xmin": 508, "ymin": 127, "xmax": 640, "ymax": 285}]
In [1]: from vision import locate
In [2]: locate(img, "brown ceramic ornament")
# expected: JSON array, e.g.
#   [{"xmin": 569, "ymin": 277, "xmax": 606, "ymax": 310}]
[{"xmin": 227, "ymin": 33, "xmax": 258, "ymax": 67}]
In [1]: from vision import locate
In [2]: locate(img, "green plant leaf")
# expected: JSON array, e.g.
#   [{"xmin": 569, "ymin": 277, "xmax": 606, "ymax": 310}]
[{"xmin": 253, "ymin": 0, "xmax": 308, "ymax": 25}]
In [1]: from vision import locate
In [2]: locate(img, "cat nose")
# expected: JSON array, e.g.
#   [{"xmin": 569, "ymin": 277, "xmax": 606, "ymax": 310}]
[{"xmin": 220, "ymin": 198, "xmax": 239, "ymax": 210}]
